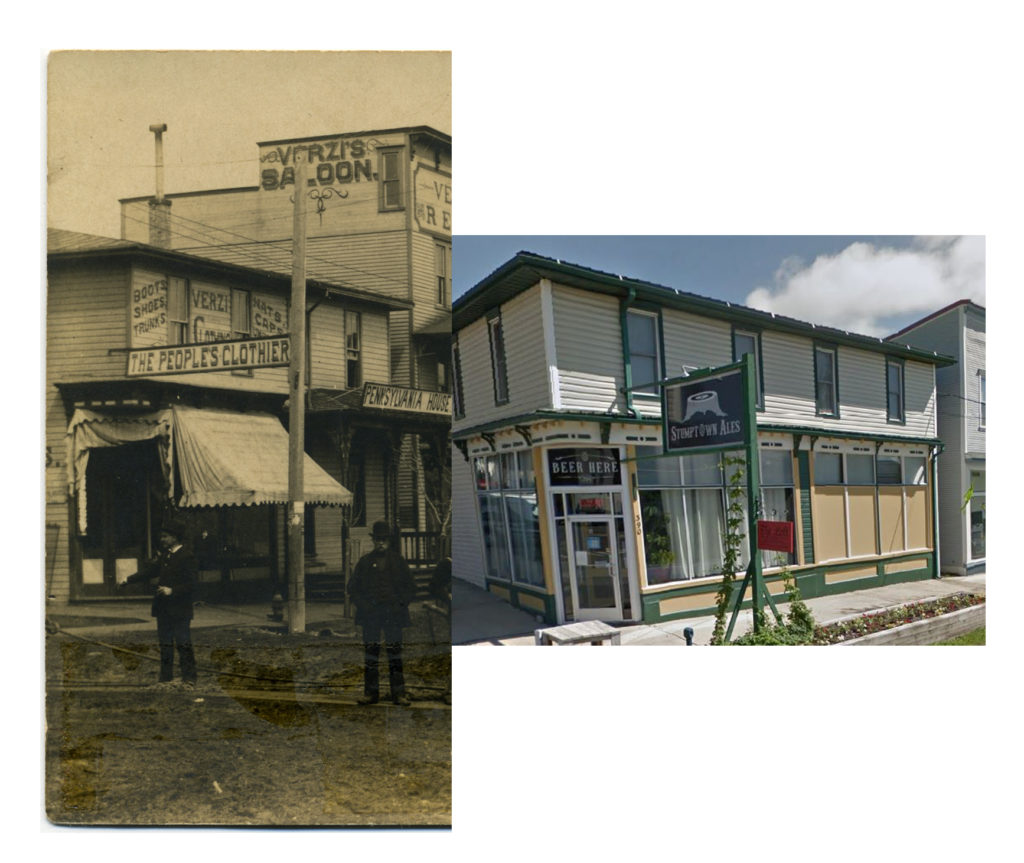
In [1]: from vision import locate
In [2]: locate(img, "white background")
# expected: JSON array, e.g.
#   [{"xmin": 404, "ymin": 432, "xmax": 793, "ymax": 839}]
[{"xmin": 14, "ymin": 3, "xmax": 1020, "ymax": 860}]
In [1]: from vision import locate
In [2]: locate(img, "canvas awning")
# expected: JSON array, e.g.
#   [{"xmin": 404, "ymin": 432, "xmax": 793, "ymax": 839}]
[
  {"xmin": 66, "ymin": 408, "xmax": 174, "ymax": 533},
  {"xmin": 172, "ymin": 405, "xmax": 352, "ymax": 508}
]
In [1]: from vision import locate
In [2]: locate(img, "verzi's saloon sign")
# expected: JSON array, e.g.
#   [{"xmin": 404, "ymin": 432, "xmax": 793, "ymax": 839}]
[
  {"xmin": 126, "ymin": 336, "xmax": 290, "ymax": 377},
  {"xmin": 663, "ymin": 367, "xmax": 745, "ymax": 452}
]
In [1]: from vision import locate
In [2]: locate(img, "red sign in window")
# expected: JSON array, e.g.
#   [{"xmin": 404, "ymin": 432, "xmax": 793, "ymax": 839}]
[{"xmin": 757, "ymin": 520, "xmax": 794, "ymax": 552}]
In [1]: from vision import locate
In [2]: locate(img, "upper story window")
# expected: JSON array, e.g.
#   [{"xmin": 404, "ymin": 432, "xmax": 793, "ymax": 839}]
[
  {"xmin": 733, "ymin": 328, "xmax": 763, "ymax": 409},
  {"xmin": 627, "ymin": 309, "xmax": 661, "ymax": 397},
  {"xmin": 452, "ymin": 337, "xmax": 465, "ymax": 418},
  {"xmin": 379, "ymin": 148, "xmax": 404, "ymax": 211},
  {"xmin": 886, "ymin": 358, "xmax": 905, "ymax": 423},
  {"xmin": 487, "ymin": 311, "xmax": 509, "ymax": 405},
  {"xmin": 345, "ymin": 310, "xmax": 362, "ymax": 388},
  {"xmin": 814, "ymin": 345, "xmax": 839, "ymax": 417},
  {"xmin": 435, "ymin": 243, "xmax": 450, "ymax": 307},
  {"xmin": 167, "ymin": 277, "xmax": 189, "ymax": 345},
  {"xmin": 979, "ymin": 371, "xmax": 986, "ymax": 428}
]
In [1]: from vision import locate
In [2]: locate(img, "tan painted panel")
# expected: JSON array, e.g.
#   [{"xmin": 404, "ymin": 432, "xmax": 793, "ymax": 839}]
[
  {"xmin": 659, "ymin": 591, "xmax": 719, "ymax": 615},
  {"xmin": 847, "ymin": 488, "xmax": 877, "ymax": 558},
  {"xmin": 490, "ymin": 585, "xmax": 511, "ymax": 602},
  {"xmin": 878, "ymin": 488, "xmax": 905, "ymax": 553},
  {"xmin": 905, "ymin": 487, "xmax": 929, "ymax": 550},
  {"xmin": 518, "ymin": 592, "xmax": 548, "ymax": 613},
  {"xmin": 825, "ymin": 565, "xmax": 877, "ymax": 584},
  {"xmin": 813, "ymin": 487, "xmax": 847, "ymax": 562},
  {"xmin": 885, "ymin": 557, "xmax": 928, "ymax": 574}
]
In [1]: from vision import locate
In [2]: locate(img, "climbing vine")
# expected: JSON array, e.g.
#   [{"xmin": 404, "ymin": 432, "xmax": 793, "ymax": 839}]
[{"xmin": 711, "ymin": 452, "xmax": 748, "ymax": 645}]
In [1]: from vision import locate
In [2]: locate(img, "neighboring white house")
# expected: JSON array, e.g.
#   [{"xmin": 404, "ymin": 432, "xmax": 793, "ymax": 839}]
[
  {"xmin": 889, "ymin": 301, "xmax": 985, "ymax": 576},
  {"xmin": 452, "ymin": 253, "xmax": 955, "ymax": 626}
]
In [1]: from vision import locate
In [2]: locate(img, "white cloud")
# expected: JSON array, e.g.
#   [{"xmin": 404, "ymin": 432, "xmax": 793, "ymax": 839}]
[{"xmin": 744, "ymin": 236, "xmax": 985, "ymax": 336}]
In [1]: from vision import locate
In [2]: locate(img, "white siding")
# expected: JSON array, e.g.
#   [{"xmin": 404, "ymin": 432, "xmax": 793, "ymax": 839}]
[
  {"xmin": 759, "ymin": 331, "xmax": 935, "ymax": 437},
  {"xmin": 451, "ymin": 447, "xmax": 486, "ymax": 587},
  {"xmin": 662, "ymin": 308, "xmax": 733, "ymax": 374},
  {"xmin": 502, "ymin": 287, "xmax": 550, "ymax": 413},
  {"xmin": 964, "ymin": 310, "xmax": 986, "ymax": 454},
  {"xmin": 456, "ymin": 284, "xmax": 548, "ymax": 427},
  {"xmin": 551, "ymin": 284, "xmax": 624, "ymax": 413}
]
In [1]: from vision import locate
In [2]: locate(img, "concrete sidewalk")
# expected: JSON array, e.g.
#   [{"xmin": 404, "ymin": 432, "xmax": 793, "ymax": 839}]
[{"xmin": 452, "ymin": 573, "xmax": 986, "ymax": 645}]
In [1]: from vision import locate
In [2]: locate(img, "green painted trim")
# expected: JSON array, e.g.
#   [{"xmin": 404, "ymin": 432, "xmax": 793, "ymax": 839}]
[
  {"xmin": 885, "ymin": 356, "xmax": 907, "ymax": 425},
  {"xmin": 731, "ymin": 325, "xmax": 765, "ymax": 410},
  {"xmin": 453, "ymin": 409, "xmax": 652, "ymax": 441},
  {"xmin": 797, "ymin": 450, "xmax": 815, "ymax": 564},
  {"xmin": 485, "ymin": 577, "xmax": 558, "ymax": 624},
  {"xmin": 638, "ymin": 551, "xmax": 935, "ymax": 623},
  {"xmin": 756, "ymin": 424, "xmax": 940, "ymax": 447},
  {"xmin": 812, "ymin": 340, "xmax": 841, "ymax": 420}
]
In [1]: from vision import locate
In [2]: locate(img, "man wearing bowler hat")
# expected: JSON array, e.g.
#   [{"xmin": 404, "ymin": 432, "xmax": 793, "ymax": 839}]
[
  {"xmin": 124, "ymin": 518, "xmax": 198, "ymax": 689},
  {"xmin": 348, "ymin": 520, "xmax": 416, "ymax": 706}
]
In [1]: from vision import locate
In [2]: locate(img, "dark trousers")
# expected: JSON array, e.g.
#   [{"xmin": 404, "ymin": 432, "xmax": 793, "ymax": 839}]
[
  {"xmin": 362, "ymin": 625, "xmax": 405, "ymax": 698},
  {"xmin": 156, "ymin": 614, "xmax": 197, "ymax": 683}
]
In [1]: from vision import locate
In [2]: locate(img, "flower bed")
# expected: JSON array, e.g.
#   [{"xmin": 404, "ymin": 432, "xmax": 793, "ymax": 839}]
[{"xmin": 811, "ymin": 592, "xmax": 985, "ymax": 645}]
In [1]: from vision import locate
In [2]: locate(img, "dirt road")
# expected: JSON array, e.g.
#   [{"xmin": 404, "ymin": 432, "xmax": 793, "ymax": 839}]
[{"xmin": 45, "ymin": 614, "xmax": 451, "ymax": 826}]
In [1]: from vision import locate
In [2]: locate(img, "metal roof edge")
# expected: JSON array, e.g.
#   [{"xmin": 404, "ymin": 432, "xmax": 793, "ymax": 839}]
[{"xmin": 454, "ymin": 252, "xmax": 958, "ymax": 367}]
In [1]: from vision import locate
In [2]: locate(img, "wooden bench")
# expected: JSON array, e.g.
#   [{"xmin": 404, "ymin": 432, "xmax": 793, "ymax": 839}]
[{"xmin": 534, "ymin": 620, "xmax": 621, "ymax": 645}]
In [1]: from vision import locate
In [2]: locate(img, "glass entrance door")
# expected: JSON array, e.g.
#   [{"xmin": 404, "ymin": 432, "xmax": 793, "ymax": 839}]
[{"xmin": 568, "ymin": 518, "xmax": 623, "ymax": 620}]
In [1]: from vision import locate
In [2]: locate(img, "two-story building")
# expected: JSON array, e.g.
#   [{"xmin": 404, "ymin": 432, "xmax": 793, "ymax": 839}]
[
  {"xmin": 451, "ymin": 253, "xmax": 955, "ymax": 626},
  {"xmin": 888, "ymin": 301, "xmax": 985, "ymax": 576},
  {"xmin": 46, "ymin": 228, "xmax": 418, "ymax": 604},
  {"xmin": 118, "ymin": 125, "xmax": 453, "ymax": 545}
]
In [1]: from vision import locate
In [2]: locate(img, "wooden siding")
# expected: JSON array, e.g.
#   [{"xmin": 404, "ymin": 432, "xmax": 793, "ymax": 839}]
[
  {"xmin": 551, "ymin": 284, "xmax": 624, "ymax": 414},
  {"xmin": 451, "ymin": 448, "xmax": 486, "ymax": 588},
  {"xmin": 390, "ymin": 311, "xmax": 411, "ymax": 386},
  {"xmin": 309, "ymin": 304, "xmax": 345, "ymax": 390},
  {"xmin": 411, "ymin": 230, "xmax": 450, "ymax": 332},
  {"xmin": 362, "ymin": 312, "xmax": 390, "ymax": 385}
]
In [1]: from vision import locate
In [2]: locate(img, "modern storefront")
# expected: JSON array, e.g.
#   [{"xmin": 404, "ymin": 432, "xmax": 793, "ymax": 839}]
[{"xmin": 452, "ymin": 253, "xmax": 954, "ymax": 625}]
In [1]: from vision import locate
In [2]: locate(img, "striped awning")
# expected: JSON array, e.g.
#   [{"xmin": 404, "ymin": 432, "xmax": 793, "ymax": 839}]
[{"xmin": 172, "ymin": 405, "xmax": 351, "ymax": 508}]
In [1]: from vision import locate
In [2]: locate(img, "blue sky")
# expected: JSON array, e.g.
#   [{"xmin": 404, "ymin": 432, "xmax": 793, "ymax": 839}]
[{"xmin": 454, "ymin": 235, "xmax": 985, "ymax": 338}]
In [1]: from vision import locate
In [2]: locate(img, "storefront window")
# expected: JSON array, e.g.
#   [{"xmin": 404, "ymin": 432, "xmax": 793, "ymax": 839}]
[
  {"xmin": 637, "ymin": 448, "xmax": 750, "ymax": 585},
  {"xmin": 474, "ymin": 452, "xmax": 544, "ymax": 587},
  {"xmin": 759, "ymin": 449, "xmax": 795, "ymax": 569},
  {"xmin": 970, "ymin": 471, "xmax": 985, "ymax": 559}
]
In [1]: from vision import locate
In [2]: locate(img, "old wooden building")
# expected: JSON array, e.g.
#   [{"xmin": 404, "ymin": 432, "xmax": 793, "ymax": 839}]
[{"xmin": 46, "ymin": 228, "xmax": 426, "ymax": 604}]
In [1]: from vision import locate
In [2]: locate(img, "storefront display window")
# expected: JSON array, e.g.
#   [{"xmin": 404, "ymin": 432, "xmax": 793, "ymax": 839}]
[
  {"xmin": 970, "ymin": 470, "xmax": 985, "ymax": 559},
  {"xmin": 474, "ymin": 452, "xmax": 544, "ymax": 587},
  {"xmin": 637, "ymin": 448, "xmax": 750, "ymax": 585},
  {"xmin": 759, "ymin": 449, "xmax": 795, "ymax": 569}
]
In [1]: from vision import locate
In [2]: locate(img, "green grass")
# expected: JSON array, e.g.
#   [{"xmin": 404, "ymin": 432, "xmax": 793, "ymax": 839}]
[{"xmin": 935, "ymin": 627, "xmax": 985, "ymax": 645}]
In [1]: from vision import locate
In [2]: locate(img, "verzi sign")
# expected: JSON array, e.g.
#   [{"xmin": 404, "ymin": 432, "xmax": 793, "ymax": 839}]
[
  {"xmin": 126, "ymin": 336, "xmax": 290, "ymax": 377},
  {"xmin": 663, "ymin": 367, "xmax": 746, "ymax": 452}
]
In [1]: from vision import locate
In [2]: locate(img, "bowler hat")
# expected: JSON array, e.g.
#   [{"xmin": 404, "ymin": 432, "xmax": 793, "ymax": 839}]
[
  {"xmin": 162, "ymin": 519, "xmax": 188, "ymax": 540},
  {"xmin": 371, "ymin": 520, "xmax": 390, "ymax": 541}
]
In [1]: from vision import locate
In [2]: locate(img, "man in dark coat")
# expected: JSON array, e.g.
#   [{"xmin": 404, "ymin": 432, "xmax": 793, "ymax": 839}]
[
  {"xmin": 124, "ymin": 519, "xmax": 198, "ymax": 689},
  {"xmin": 348, "ymin": 520, "xmax": 415, "ymax": 706}
]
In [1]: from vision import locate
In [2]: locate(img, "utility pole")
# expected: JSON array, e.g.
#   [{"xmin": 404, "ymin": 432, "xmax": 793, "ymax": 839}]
[{"xmin": 287, "ymin": 152, "xmax": 308, "ymax": 634}]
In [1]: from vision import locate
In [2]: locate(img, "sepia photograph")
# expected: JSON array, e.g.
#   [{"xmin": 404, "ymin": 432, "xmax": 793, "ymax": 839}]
[{"xmin": 44, "ymin": 50, "xmax": 452, "ymax": 827}]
